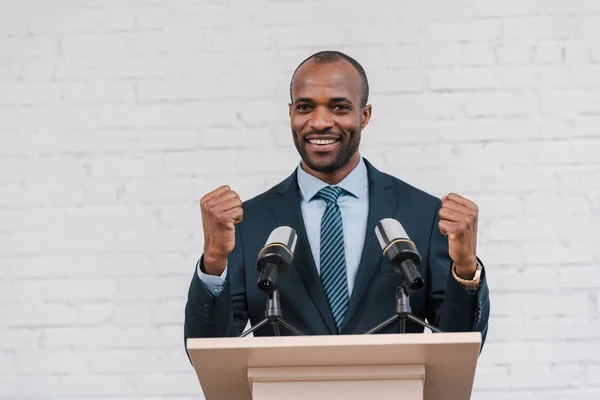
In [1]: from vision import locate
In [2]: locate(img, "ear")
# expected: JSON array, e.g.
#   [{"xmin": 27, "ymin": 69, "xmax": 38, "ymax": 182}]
[
  {"xmin": 288, "ymin": 103, "xmax": 293, "ymax": 118},
  {"xmin": 361, "ymin": 104, "xmax": 372, "ymax": 129}
]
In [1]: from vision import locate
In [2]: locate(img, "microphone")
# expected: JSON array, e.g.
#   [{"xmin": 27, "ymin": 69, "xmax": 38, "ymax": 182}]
[
  {"xmin": 374, "ymin": 218, "xmax": 423, "ymax": 291},
  {"xmin": 256, "ymin": 226, "xmax": 298, "ymax": 292}
]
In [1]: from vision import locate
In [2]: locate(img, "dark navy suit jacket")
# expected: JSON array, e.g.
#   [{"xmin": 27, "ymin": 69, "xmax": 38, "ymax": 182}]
[{"xmin": 184, "ymin": 159, "xmax": 490, "ymax": 348}]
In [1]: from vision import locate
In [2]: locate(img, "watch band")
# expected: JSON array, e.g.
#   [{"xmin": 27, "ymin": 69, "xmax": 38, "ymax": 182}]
[{"xmin": 452, "ymin": 262, "xmax": 482, "ymax": 291}]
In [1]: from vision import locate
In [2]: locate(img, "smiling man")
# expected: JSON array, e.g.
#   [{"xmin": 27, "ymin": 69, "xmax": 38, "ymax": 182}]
[{"xmin": 184, "ymin": 51, "xmax": 490, "ymax": 350}]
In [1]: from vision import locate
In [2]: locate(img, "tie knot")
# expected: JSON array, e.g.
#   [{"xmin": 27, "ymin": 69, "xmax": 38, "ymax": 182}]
[{"xmin": 317, "ymin": 186, "xmax": 344, "ymax": 205}]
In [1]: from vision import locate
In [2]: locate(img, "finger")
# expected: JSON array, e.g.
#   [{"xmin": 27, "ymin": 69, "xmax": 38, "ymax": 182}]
[
  {"xmin": 204, "ymin": 190, "xmax": 239, "ymax": 208},
  {"xmin": 441, "ymin": 195, "xmax": 448, "ymax": 202},
  {"xmin": 223, "ymin": 207, "xmax": 243, "ymax": 224},
  {"xmin": 438, "ymin": 207, "xmax": 465, "ymax": 223},
  {"xmin": 438, "ymin": 219, "xmax": 458, "ymax": 236},
  {"xmin": 213, "ymin": 197, "xmax": 243, "ymax": 213},
  {"xmin": 439, "ymin": 220, "xmax": 468, "ymax": 243},
  {"xmin": 446, "ymin": 193, "xmax": 477, "ymax": 210},
  {"xmin": 206, "ymin": 185, "xmax": 231, "ymax": 199},
  {"xmin": 200, "ymin": 185, "xmax": 231, "ymax": 207},
  {"xmin": 441, "ymin": 200, "xmax": 475, "ymax": 216}
]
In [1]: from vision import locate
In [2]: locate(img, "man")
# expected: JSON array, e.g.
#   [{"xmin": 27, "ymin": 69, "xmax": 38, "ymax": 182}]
[{"xmin": 184, "ymin": 51, "xmax": 490, "ymax": 349}]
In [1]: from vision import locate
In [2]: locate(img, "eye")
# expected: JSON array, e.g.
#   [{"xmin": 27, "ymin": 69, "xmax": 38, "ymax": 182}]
[
  {"xmin": 295, "ymin": 104, "xmax": 312, "ymax": 112},
  {"xmin": 333, "ymin": 104, "xmax": 350, "ymax": 112}
]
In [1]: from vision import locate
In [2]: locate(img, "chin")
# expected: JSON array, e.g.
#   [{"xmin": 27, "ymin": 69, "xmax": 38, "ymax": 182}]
[{"xmin": 304, "ymin": 156, "xmax": 344, "ymax": 173}]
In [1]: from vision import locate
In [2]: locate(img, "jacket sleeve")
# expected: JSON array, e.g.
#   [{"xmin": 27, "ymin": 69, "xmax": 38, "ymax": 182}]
[
  {"xmin": 425, "ymin": 200, "xmax": 490, "ymax": 348},
  {"xmin": 183, "ymin": 224, "xmax": 249, "ymax": 359}
]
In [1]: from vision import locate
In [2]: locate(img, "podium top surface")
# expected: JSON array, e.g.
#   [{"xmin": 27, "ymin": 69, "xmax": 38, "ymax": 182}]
[{"xmin": 187, "ymin": 332, "xmax": 482, "ymax": 400}]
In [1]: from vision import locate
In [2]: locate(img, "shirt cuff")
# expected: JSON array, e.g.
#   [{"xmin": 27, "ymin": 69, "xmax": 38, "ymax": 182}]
[{"xmin": 196, "ymin": 258, "xmax": 228, "ymax": 297}]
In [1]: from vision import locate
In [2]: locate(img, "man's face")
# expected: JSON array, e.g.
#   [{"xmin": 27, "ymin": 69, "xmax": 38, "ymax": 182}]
[{"xmin": 289, "ymin": 60, "xmax": 371, "ymax": 174}]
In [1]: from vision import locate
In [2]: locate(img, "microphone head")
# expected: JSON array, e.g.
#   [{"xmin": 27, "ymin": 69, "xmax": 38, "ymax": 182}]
[
  {"xmin": 264, "ymin": 226, "xmax": 298, "ymax": 253},
  {"xmin": 257, "ymin": 226, "xmax": 297, "ymax": 292},
  {"xmin": 374, "ymin": 218, "xmax": 410, "ymax": 249}
]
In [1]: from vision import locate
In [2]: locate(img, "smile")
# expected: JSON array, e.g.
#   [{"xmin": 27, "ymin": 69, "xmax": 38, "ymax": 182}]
[{"xmin": 307, "ymin": 138, "xmax": 339, "ymax": 145}]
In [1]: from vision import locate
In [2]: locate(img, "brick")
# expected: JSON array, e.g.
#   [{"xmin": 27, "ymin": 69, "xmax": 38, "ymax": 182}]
[
  {"xmin": 0, "ymin": 280, "xmax": 46, "ymax": 304},
  {"xmin": 0, "ymin": 36, "xmax": 58, "ymax": 57},
  {"xmin": 544, "ymin": 0, "xmax": 600, "ymax": 14},
  {"xmin": 0, "ymin": 377, "xmax": 60, "ymax": 397},
  {"xmin": 62, "ymin": 82, "xmax": 135, "ymax": 104},
  {"xmin": 421, "ymin": 20, "xmax": 502, "ymax": 41},
  {"xmin": 0, "ymin": 83, "xmax": 61, "ymax": 106},
  {"xmin": 60, "ymin": 375, "xmax": 135, "ymax": 397},
  {"xmin": 559, "ymin": 267, "xmax": 600, "ymax": 289},
  {"xmin": 419, "ymin": 42, "xmax": 461, "ymax": 66},
  {"xmin": 117, "ymin": 276, "xmax": 189, "ymax": 300},
  {"xmin": 532, "ymin": 43, "xmax": 565, "ymax": 64},
  {"xmin": 484, "ymin": 317, "xmax": 555, "ymax": 342},
  {"xmin": 112, "ymin": 303, "xmax": 153, "ymax": 327},
  {"xmin": 495, "ymin": 42, "xmax": 532, "ymax": 64},
  {"xmin": 462, "ymin": 42, "xmax": 496, "ymax": 66},
  {"xmin": 88, "ymin": 350, "xmax": 159, "ymax": 373},
  {"xmin": 0, "ymin": 329, "xmax": 40, "ymax": 350},
  {"xmin": 471, "ymin": 367, "xmax": 511, "ymax": 390},
  {"xmin": 508, "ymin": 365, "xmax": 584, "ymax": 389},
  {"xmin": 88, "ymin": 155, "xmax": 164, "ymax": 179},
  {"xmin": 427, "ymin": 68, "xmax": 497, "ymax": 91},
  {"xmin": 61, "ymin": 34, "xmax": 131, "ymax": 57},
  {"xmin": 4, "ymin": 305, "xmax": 77, "ymax": 327},
  {"xmin": 554, "ymin": 318, "xmax": 600, "ymax": 339},
  {"xmin": 77, "ymin": 304, "xmax": 113, "ymax": 326},
  {"xmin": 529, "ymin": 342, "xmax": 600, "ymax": 363},
  {"xmin": 471, "ymin": 392, "xmax": 535, "ymax": 400},
  {"xmin": 519, "ymin": 294, "xmax": 593, "ymax": 317},
  {"xmin": 535, "ymin": 388, "xmax": 600, "ymax": 400},
  {"xmin": 134, "ymin": 374, "xmax": 200, "ymax": 395},
  {"xmin": 523, "ymin": 194, "xmax": 591, "ymax": 216},
  {"xmin": 571, "ymin": 65, "xmax": 600, "ymax": 87},
  {"xmin": 478, "ymin": 342, "xmax": 532, "ymax": 365},
  {"xmin": 473, "ymin": 0, "xmax": 544, "ymax": 17},
  {"xmin": 464, "ymin": 92, "xmax": 535, "ymax": 117},
  {"xmin": 589, "ymin": 365, "xmax": 600, "ymax": 385},
  {"xmin": 151, "ymin": 301, "xmax": 185, "ymax": 325},
  {"xmin": 539, "ymin": 66, "xmax": 573, "ymax": 89},
  {"xmin": 43, "ymin": 279, "xmax": 118, "ymax": 302},
  {"xmin": 371, "ymin": 69, "xmax": 425, "ymax": 93},
  {"xmin": 502, "ymin": 17, "xmax": 579, "ymax": 40},
  {"xmin": 488, "ymin": 267, "xmax": 555, "ymax": 291},
  {"xmin": 17, "ymin": 350, "xmax": 86, "ymax": 374}
]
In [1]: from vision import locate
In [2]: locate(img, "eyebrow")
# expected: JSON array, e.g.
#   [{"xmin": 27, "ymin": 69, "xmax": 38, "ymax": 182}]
[
  {"xmin": 294, "ymin": 97, "xmax": 354, "ymax": 104},
  {"xmin": 329, "ymin": 97, "xmax": 353, "ymax": 103}
]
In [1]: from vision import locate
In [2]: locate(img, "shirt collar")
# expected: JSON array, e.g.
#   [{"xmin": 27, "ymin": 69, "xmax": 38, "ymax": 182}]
[{"xmin": 296, "ymin": 156, "xmax": 368, "ymax": 202}]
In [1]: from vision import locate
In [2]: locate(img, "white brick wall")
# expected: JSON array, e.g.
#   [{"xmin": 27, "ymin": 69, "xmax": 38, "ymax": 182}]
[{"xmin": 1, "ymin": 0, "xmax": 599, "ymax": 398}]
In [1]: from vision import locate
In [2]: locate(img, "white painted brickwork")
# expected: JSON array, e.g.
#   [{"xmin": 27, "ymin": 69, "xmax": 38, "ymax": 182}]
[{"xmin": 1, "ymin": 0, "xmax": 600, "ymax": 398}]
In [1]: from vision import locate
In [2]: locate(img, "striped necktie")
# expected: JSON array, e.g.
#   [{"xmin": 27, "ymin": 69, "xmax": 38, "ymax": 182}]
[{"xmin": 316, "ymin": 185, "xmax": 349, "ymax": 333}]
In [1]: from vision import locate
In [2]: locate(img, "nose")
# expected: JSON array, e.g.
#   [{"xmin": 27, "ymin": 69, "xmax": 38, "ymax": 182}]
[{"xmin": 308, "ymin": 106, "xmax": 334, "ymax": 132}]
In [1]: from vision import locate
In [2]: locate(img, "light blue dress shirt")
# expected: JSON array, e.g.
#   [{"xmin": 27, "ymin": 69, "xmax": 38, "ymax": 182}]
[{"xmin": 197, "ymin": 157, "xmax": 370, "ymax": 297}]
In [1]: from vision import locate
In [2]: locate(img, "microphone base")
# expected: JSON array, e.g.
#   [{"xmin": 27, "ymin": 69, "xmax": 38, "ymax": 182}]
[
  {"xmin": 239, "ymin": 289, "xmax": 305, "ymax": 337},
  {"xmin": 365, "ymin": 285, "xmax": 443, "ymax": 334}
]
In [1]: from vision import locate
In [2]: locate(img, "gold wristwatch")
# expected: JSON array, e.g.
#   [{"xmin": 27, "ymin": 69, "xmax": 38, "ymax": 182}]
[{"xmin": 452, "ymin": 262, "xmax": 482, "ymax": 291}]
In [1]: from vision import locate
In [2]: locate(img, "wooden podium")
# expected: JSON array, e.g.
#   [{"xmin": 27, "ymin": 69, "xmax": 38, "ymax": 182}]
[{"xmin": 187, "ymin": 332, "xmax": 481, "ymax": 400}]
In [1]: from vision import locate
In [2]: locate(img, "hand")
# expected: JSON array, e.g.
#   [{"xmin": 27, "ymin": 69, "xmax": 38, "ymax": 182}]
[
  {"xmin": 438, "ymin": 193, "xmax": 478, "ymax": 279},
  {"xmin": 200, "ymin": 185, "xmax": 243, "ymax": 275}
]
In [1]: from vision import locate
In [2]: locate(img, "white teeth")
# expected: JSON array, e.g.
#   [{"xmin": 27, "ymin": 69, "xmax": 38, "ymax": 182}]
[{"xmin": 310, "ymin": 139, "xmax": 337, "ymax": 145}]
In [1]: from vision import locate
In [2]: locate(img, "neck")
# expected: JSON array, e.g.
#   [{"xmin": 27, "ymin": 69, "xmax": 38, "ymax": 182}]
[{"xmin": 301, "ymin": 154, "xmax": 360, "ymax": 185}]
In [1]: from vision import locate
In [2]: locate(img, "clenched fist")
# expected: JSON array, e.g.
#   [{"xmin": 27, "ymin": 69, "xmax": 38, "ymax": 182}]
[
  {"xmin": 200, "ymin": 185, "xmax": 243, "ymax": 276},
  {"xmin": 438, "ymin": 193, "xmax": 479, "ymax": 280}
]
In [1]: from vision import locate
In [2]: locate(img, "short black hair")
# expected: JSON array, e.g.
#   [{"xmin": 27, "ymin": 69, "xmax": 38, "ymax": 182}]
[{"xmin": 289, "ymin": 50, "xmax": 369, "ymax": 108}]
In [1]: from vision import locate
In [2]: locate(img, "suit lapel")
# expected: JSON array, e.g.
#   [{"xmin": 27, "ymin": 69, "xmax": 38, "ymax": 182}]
[
  {"xmin": 269, "ymin": 171, "xmax": 337, "ymax": 334},
  {"xmin": 342, "ymin": 160, "xmax": 396, "ymax": 331}
]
